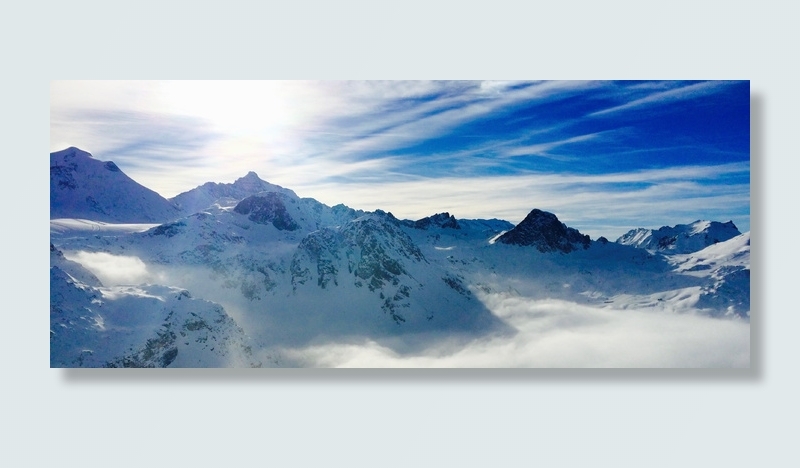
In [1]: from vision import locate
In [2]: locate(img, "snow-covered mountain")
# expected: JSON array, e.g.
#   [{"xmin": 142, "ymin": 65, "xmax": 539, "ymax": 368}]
[
  {"xmin": 49, "ymin": 147, "xmax": 751, "ymax": 367},
  {"xmin": 50, "ymin": 147, "xmax": 182, "ymax": 223},
  {"xmin": 616, "ymin": 220, "xmax": 741, "ymax": 254},
  {"xmin": 50, "ymin": 244, "xmax": 260, "ymax": 367},
  {"xmin": 668, "ymin": 232, "xmax": 750, "ymax": 317},
  {"xmin": 170, "ymin": 171, "xmax": 298, "ymax": 215}
]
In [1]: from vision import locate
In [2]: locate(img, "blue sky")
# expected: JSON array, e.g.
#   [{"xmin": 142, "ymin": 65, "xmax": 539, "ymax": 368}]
[{"xmin": 50, "ymin": 80, "xmax": 750, "ymax": 238}]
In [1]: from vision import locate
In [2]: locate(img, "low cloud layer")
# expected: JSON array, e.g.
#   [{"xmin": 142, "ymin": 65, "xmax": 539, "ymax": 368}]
[
  {"xmin": 63, "ymin": 251, "xmax": 160, "ymax": 286},
  {"xmin": 280, "ymin": 294, "xmax": 750, "ymax": 368}
]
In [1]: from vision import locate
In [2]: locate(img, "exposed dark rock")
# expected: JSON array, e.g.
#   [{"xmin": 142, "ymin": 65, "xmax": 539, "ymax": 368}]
[
  {"xmin": 106, "ymin": 329, "xmax": 178, "ymax": 368},
  {"xmin": 291, "ymin": 228, "xmax": 341, "ymax": 290},
  {"xmin": 160, "ymin": 347, "xmax": 178, "ymax": 367},
  {"xmin": 657, "ymin": 235, "xmax": 677, "ymax": 249},
  {"xmin": 413, "ymin": 212, "xmax": 461, "ymax": 230},
  {"xmin": 497, "ymin": 209, "xmax": 590, "ymax": 253},
  {"xmin": 151, "ymin": 221, "xmax": 186, "ymax": 238},
  {"xmin": 234, "ymin": 193, "xmax": 299, "ymax": 231},
  {"xmin": 104, "ymin": 161, "xmax": 120, "ymax": 172},
  {"xmin": 442, "ymin": 274, "xmax": 471, "ymax": 297}
]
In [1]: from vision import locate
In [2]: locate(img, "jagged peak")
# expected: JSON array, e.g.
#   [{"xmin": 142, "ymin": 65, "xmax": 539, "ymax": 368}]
[
  {"xmin": 413, "ymin": 212, "xmax": 460, "ymax": 230},
  {"xmin": 496, "ymin": 208, "xmax": 589, "ymax": 253},
  {"xmin": 231, "ymin": 171, "xmax": 296, "ymax": 197},
  {"xmin": 233, "ymin": 171, "xmax": 264, "ymax": 185},
  {"xmin": 355, "ymin": 210, "xmax": 396, "ymax": 224}
]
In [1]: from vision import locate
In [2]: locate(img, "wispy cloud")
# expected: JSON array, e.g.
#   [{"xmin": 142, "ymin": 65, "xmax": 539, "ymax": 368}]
[
  {"xmin": 501, "ymin": 132, "xmax": 609, "ymax": 159},
  {"xmin": 50, "ymin": 80, "xmax": 750, "ymax": 232},
  {"xmin": 303, "ymin": 80, "xmax": 600, "ymax": 163},
  {"xmin": 589, "ymin": 80, "xmax": 738, "ymax": 117},
  {"xmin": 298, "ymin": 162, "xmax": 750, "ymax": 238}
]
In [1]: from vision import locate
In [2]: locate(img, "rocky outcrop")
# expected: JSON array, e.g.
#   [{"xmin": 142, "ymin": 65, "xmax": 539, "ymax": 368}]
[
  {"xmin": 234, "ymin": 193, "xmax": 299, "ymax": 231},
  {"xmin": 497, "ymin": 209, "xmax": 590, "ymax": 253},
  {"xmin": 411, "ymin": 212, "xmax": 461, "ymax": 230}
]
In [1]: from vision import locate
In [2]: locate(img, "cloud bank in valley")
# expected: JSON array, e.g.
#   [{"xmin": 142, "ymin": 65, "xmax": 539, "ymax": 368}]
[
  {"xmin": 55, "ymin": 238, "xmax": 750, "ymax": 368},
  {"xmin": 62, "ymin": 251, "xmax": 162, "ymax": 286},
  {"xmin": 278, "ymin": 294, "xmax": 750, "ymax": 368}
]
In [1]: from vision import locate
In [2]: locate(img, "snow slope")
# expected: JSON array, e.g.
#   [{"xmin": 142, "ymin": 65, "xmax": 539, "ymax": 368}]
[
  {"xmin": 50, "ymin": 218, "xmax": 159, "ymax": 238},
  {"xmin": 668, "ymin": 232, "xmax": 750, "ymax": 317}
]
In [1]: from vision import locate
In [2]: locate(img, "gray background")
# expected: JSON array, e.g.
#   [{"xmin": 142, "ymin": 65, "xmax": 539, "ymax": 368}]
[{"xmin": 8, "ymin": 0, "xmax": 793, "ymax": 466}]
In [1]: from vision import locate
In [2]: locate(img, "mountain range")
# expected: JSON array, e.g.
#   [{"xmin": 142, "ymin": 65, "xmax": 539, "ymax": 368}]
[{"xmin": 49, "ymin": 148, "xmax": 750, "ymax": 367}]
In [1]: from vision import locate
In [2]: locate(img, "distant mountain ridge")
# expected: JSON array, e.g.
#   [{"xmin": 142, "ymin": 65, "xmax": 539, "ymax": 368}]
[
  {"xmin": 616, "ymin": 220, "xmax": 741, "ymax": 254},
  {"xmin": 51, "ymin": 148, "xmax": 743, "ymax": 254}
]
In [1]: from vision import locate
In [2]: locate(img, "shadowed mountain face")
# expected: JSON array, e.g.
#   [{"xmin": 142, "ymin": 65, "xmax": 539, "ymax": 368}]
[
  {"xmin": 410, "ymin": 212, "xmax": 461, "ymax": 230},
  {"xmin": 497, "ymin": 209, "xmax": 590, "ymax": 253},
  {"xmin": 234, "ymin": 193, "xmax": 300, "ymax": 231},
  {"xmin": 50, "ymin": 147, "xmax": 181, "ymax": 223}
]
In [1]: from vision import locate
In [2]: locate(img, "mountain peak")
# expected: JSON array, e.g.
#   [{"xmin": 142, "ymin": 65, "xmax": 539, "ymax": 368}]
[
  {"xmin": 233, "ymin": 171, "xmax": 263, "ymax": 186},
  {"xmin": 50, "ymin": 147, "xmax": 94, "ymax": 163},
  {"xmin": 497, "ymin": 209, "xmax": 590, "ymax": 253},
  {"xmin": 171, "ymin": 170, "xmax": 298, "ymax": 215},
  {"xmin": 50, "ymin": 148, "xmax": 180, "ymax": 223},
  {"xmin": 412, "ymin": 212, "xmax": 461, "ymax": 230}
]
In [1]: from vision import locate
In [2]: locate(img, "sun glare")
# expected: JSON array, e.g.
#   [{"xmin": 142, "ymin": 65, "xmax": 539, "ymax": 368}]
[{"xmin": 157, "ymin": 81, "xmax": 297, "ymax": 137}]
